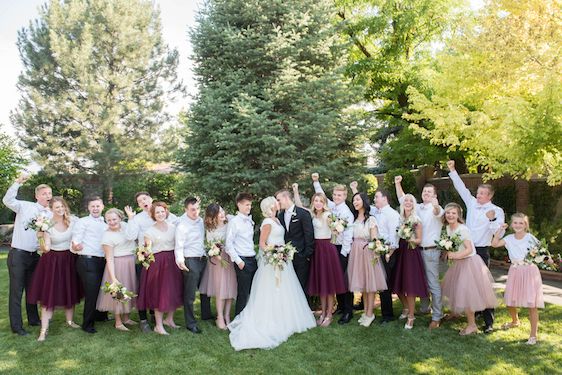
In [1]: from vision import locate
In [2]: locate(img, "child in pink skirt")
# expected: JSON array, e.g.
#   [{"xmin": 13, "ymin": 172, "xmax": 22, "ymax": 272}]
[
  {"xmin": 491, "ymin": 213, "xmax": 544, "ymax": 345},
  {"xmin": 441, "ymin": 203, "xmax": 498, "ymax": 335}
]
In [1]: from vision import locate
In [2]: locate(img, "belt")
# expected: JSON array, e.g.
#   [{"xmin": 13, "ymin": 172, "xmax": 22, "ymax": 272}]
[
  {"xmin": 239, "ymin": 255, "xmax": 256, "ymax": 259},
  {"xmin": 79, "ymin": 255, "xmax": 104, "ymax": 259},
  {"xmin": 12, "ymin": 248, "xmax": 37, "ymax": 254},
  {"xmin": 186, "ymin": 256, "xmax": 206, "ymax": 260},
  {"xmin": 421, "ymin": 246, "xmax": 437, "ymax": 251}
]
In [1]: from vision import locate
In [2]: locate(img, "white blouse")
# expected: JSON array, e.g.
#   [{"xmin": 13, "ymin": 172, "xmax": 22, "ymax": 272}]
[
  {"xmin": 447, "ymin": 224, "xmax": 475, "ymax": 257},
  {"xmin": 312, "ymin": 211, "xmax": 332, "ymax": 240},
  {"xmin": 145, "ymin": 224, "xmax": 176, "ymax": 253},
  {"xmin": 101, "ymin": 224, "xmax": 137, "ymax": 257},
  {"xmin": 503, "ymin": 233, "xmax": 538, "ymax": 262},
  {"xmin": 49, "ymin": 220, "xmax": 75, "ymax": 251},
  {"xmin": 353, "ymin": 216, "xmax": 378, "ymax": 241}
]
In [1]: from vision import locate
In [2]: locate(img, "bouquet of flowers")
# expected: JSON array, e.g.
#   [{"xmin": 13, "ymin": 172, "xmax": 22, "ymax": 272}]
[
  {"xmin": 205, "ymin": 239, "xmax": 228, "ymax": 267},
  {"xmin": 525, "ymin": 239, "xmax": 558, "ymax": 271},
  {"xmin": 134, "ymin": 244, "xmax": 155, "ymax": 269},
  {"xmin": 25, "ymin": 214, "xmax": 54, "ymax": 249},
  {"xmin": 367, "ymin": 238, "xmax": 391, "ymax": 264},
  {"xmin": 435, "ymin": 230, "xmax": 463, "ymax": 253},
  {"xmin": 262, "ymin": 243, "xmax": 297, "ymax": 286},
  {"xmin": 101, "ymin": 282, "xmax": 136, "ymax": 303},
  {"xmin": 328, "ymin": 214, "xmax": 349, "ymax": 244},
  {"xmin": 397, "ymin": 218, "xmax": 418, "ymax": 249}
]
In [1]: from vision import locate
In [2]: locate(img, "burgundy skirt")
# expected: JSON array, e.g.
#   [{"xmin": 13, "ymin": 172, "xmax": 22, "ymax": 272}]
[
  {"xmin": 308, "ymin": 239, "xmax": 347, "ymax": 296},
  {"xmin": 137, "ymin": 251, "xmax": 183, "ymax": 312},
  {"xmin": 27, "ymin": 250, "xmax": 83, "ymax": 309},
  {"xmin": 391, "ymin": 239, "xmax": 429, "ymax": 298}
]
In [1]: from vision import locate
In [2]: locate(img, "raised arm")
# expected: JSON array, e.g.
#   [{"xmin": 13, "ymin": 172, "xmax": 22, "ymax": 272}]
[
  {"xmin": 2, "ymin": 175, "xmax": 29, "ymax": 213},
  {"xmin": 123, "ymin": 206, "xmax": 139, "ymax": 241},
  {"xmin": 491, "ymin": 223, "xmax": 509, "ymax": 248},
  {"xmin": 394, "ymin": 175, "xmax": 405, "ymax": 201},
  {"xmin": 292, "ymin": 183, "xmax": 305, "ymax": 209},
  {"xmin": 312, "ymin": 173, "xmax": 335, "ymax": 209},
  {"xmin": 349, "ymin": 181, "xmax": 358, "ymax": 195},
  {"xmin": 447, "ymin": 160, "xmax": 473, "ymax": 206}
]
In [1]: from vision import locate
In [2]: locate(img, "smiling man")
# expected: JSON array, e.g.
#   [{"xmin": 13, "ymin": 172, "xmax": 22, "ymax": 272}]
[{"xmin": 3, "ymin": 174, "xmax": 53, "ymax": 336}]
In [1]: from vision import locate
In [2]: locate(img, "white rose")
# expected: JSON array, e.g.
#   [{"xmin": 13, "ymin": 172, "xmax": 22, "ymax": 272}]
[
  {"xmin": 404, "ymin": 228, "xmax": 411, "ymax": 236},
  {"xmin": 535, "ymin": 255, "xmax": 545, "ymax": 263},
  {"xmin": 368, "ymin": 242, "xmax": 375, "ymax": 250},
  {"xmin": 335, "ymin": 223, "xmax": 345, "ymax": 233},
  {"xmin": 444, "ymin": 240, "xmax": 453, "ymax": 250},
  {"xmin": 439, "ymin": 240, "xmax": 446, "ymax": 247}
]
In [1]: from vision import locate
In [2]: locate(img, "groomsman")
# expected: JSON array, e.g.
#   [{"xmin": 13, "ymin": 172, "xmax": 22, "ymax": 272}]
[
  {"xmin": 72, "ymin": 196, "xmax": 107, "ymax": 334},
  {"xmin": 312, "ymin": 173, "xmax": 355, "ymax": 324},
  {"xmin": 175, "ymin": 197, "xmax": 208, "ymax": 334},
  {"xmin": 351, "ymin": 182, "xmax": 400, "ymax": 324},
  {"xmin": 128, "ymin": 191, "xmax": 179, "ymax": 332},
  {"xmin": 226, "ymin": 192, "xmax": 257, "ymax": 316},
  {"xmin": 3, "ymin": 174, "xmax": 51, "ymax": 336},
  {"xmin": 447, "ymin": 160, "xmax": 504, "ymax": 333},
  {"xmin": 395, "ymin": 175, "xmax": 444, "ymax": 329},
  {"xmin": 276, "ymin": 189, "xmax": 315, "ymax": 294}
]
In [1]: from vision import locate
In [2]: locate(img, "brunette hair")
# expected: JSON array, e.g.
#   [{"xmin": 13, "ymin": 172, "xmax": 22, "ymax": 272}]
[
  {"xmin": 150, "ymin": 201, "xmax": 169, "ymax": 221},
  {"xmin": 351, "ymin": 192, "xmax": 371, "ymax": 223},
  {"xmin": 134, "ymin": 191, "xmax": 151, "ymax": 201},
  {"xmin": 235, "ymin": 192, "xmax": 253, "ymax": 204},
  {"xmin": 204, "ymin": 203, "xmax": 226, "ymax": 231}
]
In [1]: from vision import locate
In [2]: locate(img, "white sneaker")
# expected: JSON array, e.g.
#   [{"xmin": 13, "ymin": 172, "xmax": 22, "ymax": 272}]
[
  {"xmin": 360, "ymin": 314, "xmax": 375, "ymax": 327},
  {"xmin": 358, "ymin": 313, "xmax": 366, "ymax": 324}
]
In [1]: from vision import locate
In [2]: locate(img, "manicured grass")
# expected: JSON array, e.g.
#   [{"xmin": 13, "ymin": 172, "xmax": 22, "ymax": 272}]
[{"xmin": 0, "ymin": 252, "xmax": 560, "ymax": 375}]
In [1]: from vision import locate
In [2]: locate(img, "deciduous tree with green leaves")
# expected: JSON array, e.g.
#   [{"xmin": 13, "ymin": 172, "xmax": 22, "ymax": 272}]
[
  {"xmin": 12, "ymin": 0, "xmax": 183, "ymax": 202},
  {"xmin": 179, "ymin": 0, "xmax": 365, "ymax": 204},
  {"xmin": 407, "ymin": 0, "xmax": 562, "ymax": 185}
]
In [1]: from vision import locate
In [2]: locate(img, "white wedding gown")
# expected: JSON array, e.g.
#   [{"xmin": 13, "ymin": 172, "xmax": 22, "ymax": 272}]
[{"xmin": 228, "ymin": 218, "xmax": 316, "ymax": 351}]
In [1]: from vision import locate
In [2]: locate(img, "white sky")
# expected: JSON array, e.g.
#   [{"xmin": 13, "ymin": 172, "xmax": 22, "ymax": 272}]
[
  {"xmin": 0, "ymin": 0, "xmax": 202, "ymax": 137},
  {"xmin": 0, "ymin": 0, "xmax": 484, "ymax": 138}
]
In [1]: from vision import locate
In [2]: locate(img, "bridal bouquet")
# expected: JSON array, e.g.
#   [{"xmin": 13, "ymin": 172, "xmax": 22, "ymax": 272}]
[
  {"xmin": 25, "ymin": 214, "xmax": 54, "ymax": 249},
  {"xmin": 262, "ymin": 243, "xmax": 297, "ymax": 286},
  {"xmin": 101, "ymin": 282, "xmax": 136, "ymax": 303},
  {"xmin": 205, "ymin": 239, "xmax": 228, "ymax": 267},
  {"xmin": 328, "ymin": 214, "xmax": 349, "ymax": 244},
  {"xmin": 435, "ymin": 230, "xmax": 463, "ymax": 253},
  {"xmin": 397, "ymin": 218, "xmax": 419, "ymax": 249},
  {"xmin": 367, "ymin": 238, "xmax": 391, "ymax": 264},
  {"xmin": 525, "ymin": 239, "xmax": 558, "ymax": 271},
  {"xmin": 134, "ymin": 244, "xmax": 155, "ymax": 269}
]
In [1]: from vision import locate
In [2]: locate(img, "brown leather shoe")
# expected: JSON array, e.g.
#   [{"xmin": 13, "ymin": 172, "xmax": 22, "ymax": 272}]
[{"xmin": 428, "ymin": 320, "xmax": 440, "ymax": 330}]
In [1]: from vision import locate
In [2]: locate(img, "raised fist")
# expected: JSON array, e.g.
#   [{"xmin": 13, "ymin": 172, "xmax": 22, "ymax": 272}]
[
  {"xmin": 291, "ymin": 183, "xmax": 298, "ymax": 191},
  {"xmin": 349, "ymin": 181, "xmax": 358, "ymax": 190},
  {"xmin": 16, "ymin": 173, "xmax": 30, "ymax": 184},
  {"xmin": 446, "ymin": 160, "xmax": 455, "ymax": 172},
  {"xmin": 311, "ymin": 173, "xmax": 319, "ymax": 182},
  {"xmin": 394, "ymin": 175, "xmax": 402, "ymax": 184}
]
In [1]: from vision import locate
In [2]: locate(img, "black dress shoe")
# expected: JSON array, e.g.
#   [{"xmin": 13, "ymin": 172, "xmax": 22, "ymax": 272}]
[
  {"xmin": 353, "ymin": 303, "xmax": 364, "ymax": 311},
  {"xmin": 201, "ymin": 315, "xmax": 216, "ymax": 321},
  {"xmin": 187, "ymin": 325, "xmax": 202, "ymax": 334},
  {"xmin": 334, "ymin": 308, "xmax": 343, "ymax": 315},
  {"xmin": 82, "ymin": 327, "xmax": 97, "ymax": 334},
  {"xmin": 379, "ymin": 317, "xmax": 395, "ymax": 325},
  {"xmin": 338, "ymin": 313, "xmax": 352, "ymax": 324},
  {"xmin": 15, "ymin": 329, "xmax": 29, "ymax": 336}
]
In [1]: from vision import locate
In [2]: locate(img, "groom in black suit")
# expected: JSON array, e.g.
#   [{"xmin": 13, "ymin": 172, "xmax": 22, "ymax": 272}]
[{"xmin": 276, "ymin": 189, "xmax": 315, "ymax": 294}]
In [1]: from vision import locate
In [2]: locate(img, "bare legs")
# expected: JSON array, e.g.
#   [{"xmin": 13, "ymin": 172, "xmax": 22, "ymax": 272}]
[
  {"xmin": 215, "ymin": 298, "xmax": 233, "ymax": 330},
  {"xmin": 154, "ymin": 310, "xmax": 177, "ymax": 335}
]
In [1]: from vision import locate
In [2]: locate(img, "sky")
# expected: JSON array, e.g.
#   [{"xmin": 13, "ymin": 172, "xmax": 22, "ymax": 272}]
[
  {"xmin": 0, "ymin": 0, "xmax": 202, "ymax": 137},
  {"xmin": 0, "ymin": 0, "xmax": 485, "ymax": 138}
]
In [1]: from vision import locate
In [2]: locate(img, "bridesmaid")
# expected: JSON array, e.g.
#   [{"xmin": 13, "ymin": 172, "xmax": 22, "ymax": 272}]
[
  {"xmin": 137, "ymin": 202, "xmax": 183, "ymax": 335},
  {"xmin": 294, "ymin": 185, "xmax": 346, "ymax": 327},
  {"xmin": 199, "ymin": 204, "xmax": 237, "ymax": 330},
  {"xmin": 391, "ymin": 192, "xmax": 429, "ymax": 330},
  {"xmin": 348, "ymin": 192, "xmax": 387, "ymax": 327},
  {"xmin": 96, "ymin": 208, "xmax": 138, "ymax": 331},
  {"xmin": 441, "ymin": 203, "xmax": 498, "ymax": 335},
  {"xmin": 27, "ymin": 196, "xmax": 82, "ymax": 342},
  {"xmin": 491, "ymin": 213, "xmax": 544, "ymax": 345}
]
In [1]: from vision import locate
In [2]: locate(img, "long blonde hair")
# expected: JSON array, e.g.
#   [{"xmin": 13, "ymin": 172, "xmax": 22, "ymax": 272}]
[
  {"xmin": 50, "ymin": 196, "xmax": 72, "ymax": 228},
  {"xmin": 399, "ymin": 194, "xmax": 420, "ymax": 222},
  {"xmin": 310, "ymin": 193, "xmax": 329, "ymax": 217}
]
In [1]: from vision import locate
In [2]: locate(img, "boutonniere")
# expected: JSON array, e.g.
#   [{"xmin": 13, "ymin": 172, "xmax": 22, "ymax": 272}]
[{"xmin": 291, "ymin": 211, "xmax": 297, "ymax": 218}]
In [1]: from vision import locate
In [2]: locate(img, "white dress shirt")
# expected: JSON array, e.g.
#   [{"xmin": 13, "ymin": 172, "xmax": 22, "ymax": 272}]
[
  {"xmin": 449, "ymin": 171, "xmax": 505, "ymax": 247},
  {"xmin": 399, "ymin": 197, "xmax": 444, "ymax": 248},
  {"xmin": 284, "ymin": 204, "xmax": 295, "ymax": 231},
  {"xmin": 225, "ymin": 212, "xmax": 255, "ymax": 265},
  {"xmin": 2, "ymin": 182, "xmax": 52, "ymax": 252},
  {"xmin": 174, "ymin": 216, "xmax": 205, "ymax": 262},
  {"xmin": 72, "ymin": 215, "xmax": 107, "ymax": 257},
  {"xmin": 313, "ymin": 181, "xmax": 354, "ymax": 256},
  {"xmin": 370, "ymin": 204, "xmax": 400, "ymax": 249},
  {"xmin": 128, "ymin": 210, "xmax": 178, "ymax": 243}
]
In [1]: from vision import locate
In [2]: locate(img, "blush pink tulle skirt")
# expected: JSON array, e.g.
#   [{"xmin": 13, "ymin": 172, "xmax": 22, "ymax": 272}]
[{"xmin": 504, "ymin": 263, "xmax": 544, "ymax": 308}]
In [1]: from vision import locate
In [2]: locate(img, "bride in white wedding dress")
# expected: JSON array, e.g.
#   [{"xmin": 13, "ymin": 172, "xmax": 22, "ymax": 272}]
[{"xmin": 228, "ymin": 197, "xmax": 316, "ymax": 351}]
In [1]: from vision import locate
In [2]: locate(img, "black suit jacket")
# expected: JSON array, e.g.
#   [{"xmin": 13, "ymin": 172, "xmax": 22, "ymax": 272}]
[{"xmin": 278, "ymin": 206, "xmax": 315, "ymax": 259}]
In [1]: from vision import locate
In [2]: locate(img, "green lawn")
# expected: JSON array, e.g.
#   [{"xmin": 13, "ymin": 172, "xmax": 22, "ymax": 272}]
[{"xmin": 0, "ymin": 253, "xmax": 560, "ymax": 375}]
